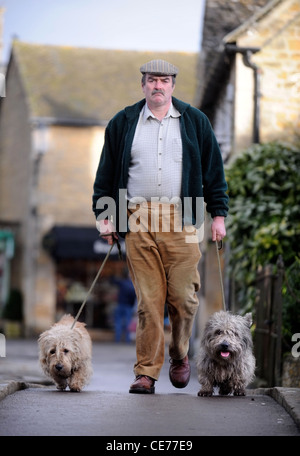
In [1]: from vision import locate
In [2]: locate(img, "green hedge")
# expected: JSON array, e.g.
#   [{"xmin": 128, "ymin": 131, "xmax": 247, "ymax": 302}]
[{"xmin": 225, "ymin": 141, "xmax": 300, "ymax": 350}]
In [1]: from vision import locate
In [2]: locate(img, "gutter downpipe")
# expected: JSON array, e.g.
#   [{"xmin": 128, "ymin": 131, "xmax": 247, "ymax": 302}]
[{"xmin": 225, "ymin": 44, "xmax": 261, "ymax": 144}]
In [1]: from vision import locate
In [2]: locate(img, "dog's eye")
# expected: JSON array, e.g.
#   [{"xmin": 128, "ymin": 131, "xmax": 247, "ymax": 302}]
[
  {"xmin": 63, "ymin": 349, "xmax": 69, "ymax": 354},
  {"xmin": 215, "ymin": 329, "xmax": 222, "ymax": 335},
  {"xmin": 49, "ymin": 349, "xmax": 56, "ymax": 354}
]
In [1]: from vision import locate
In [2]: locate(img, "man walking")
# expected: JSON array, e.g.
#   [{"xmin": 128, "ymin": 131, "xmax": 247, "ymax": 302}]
[{"xmin": 93, "ymin": 59, "xmax": 228, "ymax": 394}]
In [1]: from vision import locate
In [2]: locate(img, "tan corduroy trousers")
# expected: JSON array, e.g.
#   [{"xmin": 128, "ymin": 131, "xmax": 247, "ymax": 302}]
[{"xmin": 125, "ymin": 202, "xmax": 201, "ymax": 380}]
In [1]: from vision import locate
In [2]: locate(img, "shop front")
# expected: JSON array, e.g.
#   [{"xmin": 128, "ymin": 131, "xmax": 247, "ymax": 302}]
[{"xmin": 43, "ymin": 226, "xmax": 127, "ymax": 330}]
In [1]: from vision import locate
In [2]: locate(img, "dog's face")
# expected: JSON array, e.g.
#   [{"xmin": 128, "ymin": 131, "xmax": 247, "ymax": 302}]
[
  {"xmin": 45, "ymin": 341, "xmax": 74, "ymax": 378},
  {"xmin": 38, "ymin": 328, "xmax": 82, "ymax": 379},
  {"xmin": 203, "ymin": 311, "xmax": 253, "ymax": 363}
]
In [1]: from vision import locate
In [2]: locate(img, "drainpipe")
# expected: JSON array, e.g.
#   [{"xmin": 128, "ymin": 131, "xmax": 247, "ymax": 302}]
[{"xmin": 225, "ymin": 44, "xmax": 261, "ymax": 144}]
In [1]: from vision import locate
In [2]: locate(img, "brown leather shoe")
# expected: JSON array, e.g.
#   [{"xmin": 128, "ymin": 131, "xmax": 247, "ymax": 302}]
[
  {"xmin": 169, "ymin": 355, "xmax": 191, "ymax": 388},
  {"xmin": 129, "ymin": 375, "xmax": 155, "ymax": 394}
]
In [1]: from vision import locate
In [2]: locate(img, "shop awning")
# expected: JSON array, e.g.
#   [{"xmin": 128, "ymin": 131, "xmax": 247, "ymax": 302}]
[{"xmin": 42, "ymin": 225, "xmax": 125, "ymax": 260}]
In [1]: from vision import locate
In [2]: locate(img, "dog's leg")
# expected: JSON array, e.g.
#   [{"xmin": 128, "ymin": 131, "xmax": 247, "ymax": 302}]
[
  {"xmin": 219, "ymin": 380, "xmax": 233, "ymax": 395},
  {"xmin": 68, "ymin": 368, "xmax": 86, "ymax": 392},
  {"xmin": 54, "ymin": 379, "xmax": 68, "ymax": 391},
  {"xmin": 197, "ymin": 377, "xmax": 214, "ymax": 397},
  {"xmin": 227, "ymin": 376, "xmax": 246, "ymax": 396}
]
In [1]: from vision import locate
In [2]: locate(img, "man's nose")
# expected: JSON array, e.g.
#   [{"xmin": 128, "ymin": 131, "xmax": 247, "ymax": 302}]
[{"xmin": 154, "ymin": 80, "xmax": 163, "ymax": 89}]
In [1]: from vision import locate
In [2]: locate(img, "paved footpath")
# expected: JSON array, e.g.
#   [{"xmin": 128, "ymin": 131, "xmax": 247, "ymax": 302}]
[{"xmin": 0, "ymin": 339, "xmax": 299, "ymax": 439}]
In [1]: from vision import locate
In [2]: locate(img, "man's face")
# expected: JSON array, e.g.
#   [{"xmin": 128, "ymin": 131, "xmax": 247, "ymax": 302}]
[{"xmin": 142, "ymin": 74, "xmax": 175, "ymax": 108}]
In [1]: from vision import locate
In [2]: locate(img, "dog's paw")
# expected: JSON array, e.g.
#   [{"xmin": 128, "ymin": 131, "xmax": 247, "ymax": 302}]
[
  {"xmin": 70, "ymin": 386, "xmax": 82, "ymax": 392},
  {"xmin": 197, "ymin": 389, "xmax": 213, "ymax": 397},
  {"xmin": 233, "ymin": 389, "xmax": 246, "ymax": 396}
]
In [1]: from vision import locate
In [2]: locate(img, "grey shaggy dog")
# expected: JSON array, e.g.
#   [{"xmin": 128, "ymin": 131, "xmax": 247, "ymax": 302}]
[{"xmin": 196, "ymin": 310, "xmax": 255, "ymax": 396}]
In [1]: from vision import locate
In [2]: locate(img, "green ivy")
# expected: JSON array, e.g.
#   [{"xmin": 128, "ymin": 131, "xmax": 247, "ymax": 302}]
[{"xmin": 225, "ymin": 141, "xmax": 300, "ymax": 333}]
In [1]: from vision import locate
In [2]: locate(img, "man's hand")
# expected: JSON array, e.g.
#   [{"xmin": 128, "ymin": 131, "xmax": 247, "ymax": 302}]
[
  {"xmin": 211, "ymin": 216, "xmax": 226, "ymax": 242},
  {"xmin": 96, "ymin": 219, "xmax": 118, "ymax": 245}
]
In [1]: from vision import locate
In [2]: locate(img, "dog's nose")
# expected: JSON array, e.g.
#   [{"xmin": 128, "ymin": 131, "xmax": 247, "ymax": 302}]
[
  {"xmin": 55, "ymin": 363, "xmax": 63, "ymax": 371},
  {"xmin": 221, "ymin": 342, "xmax": 229, "ymax": 351}
]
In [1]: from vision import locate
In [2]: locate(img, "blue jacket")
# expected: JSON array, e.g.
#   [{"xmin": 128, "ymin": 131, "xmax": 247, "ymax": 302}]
[{"xmin": 92, "ymin": 97, "xmax": 229, "ymax": 237}]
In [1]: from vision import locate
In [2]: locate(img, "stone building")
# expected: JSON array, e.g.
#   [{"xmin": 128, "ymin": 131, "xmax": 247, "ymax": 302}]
[
  {"xmin": 195, "ymin": 0, "xmax": 300, "ymax": 328},
  {"xmin": 197, "ymin": 0, "xmax": 300, "ymax": 157},
  {"xmin": 0, "ymin": 42, "xmax": 198, "ymax": 334}
]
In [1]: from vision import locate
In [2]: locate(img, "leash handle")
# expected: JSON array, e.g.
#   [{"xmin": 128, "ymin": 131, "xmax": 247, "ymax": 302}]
[
  {"xmin": 215, "ymin": 240, "xmax": 227, "ymax": 311},
  {"xmin": 71, "ymin": 241, "xmax": 115, "ymax": 329}
]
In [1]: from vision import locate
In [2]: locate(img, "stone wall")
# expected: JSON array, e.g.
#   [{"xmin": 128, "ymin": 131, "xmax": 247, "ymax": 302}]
[
  {"xmin": 235, "ymin": 0, "xmax": 300, "ymax": 150},
  {"xmin": 282, "ymin": 355, "xmax": 300, "ymax": 387}
]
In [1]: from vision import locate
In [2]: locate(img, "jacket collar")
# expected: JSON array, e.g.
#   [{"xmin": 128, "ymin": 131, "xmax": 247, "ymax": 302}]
[{"xmin": 124, "ymin": 97, "xmax": 190, "ymax": 120}]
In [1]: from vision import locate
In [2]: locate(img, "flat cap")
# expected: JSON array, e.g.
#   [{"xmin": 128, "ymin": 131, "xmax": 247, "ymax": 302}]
[{"xmin": 140, "ymin": 59, "xmax": 179, "ymax": 76}]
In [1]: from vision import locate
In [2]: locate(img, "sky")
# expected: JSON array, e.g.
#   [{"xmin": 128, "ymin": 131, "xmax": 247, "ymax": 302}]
[{"xmin": 0, "ymin": 0, "xmax": 205, "ymax": 64}]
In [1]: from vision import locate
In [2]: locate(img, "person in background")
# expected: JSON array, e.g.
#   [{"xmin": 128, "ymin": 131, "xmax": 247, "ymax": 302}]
[{"xmin": 112, "ymin": 269, "xmax": 136, "ymax": 343}]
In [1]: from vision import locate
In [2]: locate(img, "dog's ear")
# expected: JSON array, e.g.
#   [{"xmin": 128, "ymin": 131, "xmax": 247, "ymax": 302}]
[
  {"xmin": 244, "ymin": 313, "xmax": 253, "ymax": 328},
  {"xmin": 40, "ymin": 355, "xmax": 48, "ymax": 368},
  {"xmin": 38, "ymin": 346, "xmax": 50, "ymax": 375},
  {"xmin": 38, "ymin": 330, "xmax": 48, "ymax": 344},
  {"xmin": 37, "ymin": 332, "xmax": 51, "ymax": 375}
]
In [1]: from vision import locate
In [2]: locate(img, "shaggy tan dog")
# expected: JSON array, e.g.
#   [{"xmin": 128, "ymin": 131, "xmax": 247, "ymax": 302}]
[{"xmin": 38, "ymin": 314, "xmax": 93, "ymax": 392}]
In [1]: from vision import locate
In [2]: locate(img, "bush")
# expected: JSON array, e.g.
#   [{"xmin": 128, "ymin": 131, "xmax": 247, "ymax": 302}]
[{"xmin": 225, "ymin": 141, "xmax": 300, "ymax": 343}]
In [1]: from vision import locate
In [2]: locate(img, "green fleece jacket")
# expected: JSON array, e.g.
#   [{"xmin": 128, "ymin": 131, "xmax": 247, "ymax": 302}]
[{"xmin": 92, "ymin": 97, "xmax": 229, "ymax": 236}]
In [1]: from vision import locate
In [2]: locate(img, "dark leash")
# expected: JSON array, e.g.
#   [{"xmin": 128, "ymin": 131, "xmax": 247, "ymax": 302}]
[
  {"xmin": 71, "ymin": 238, "xmax": 123, "ymax": 329},
  {"xmin": 215, "ymin": 240, "xmax": 227, "ymax": 311}
]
